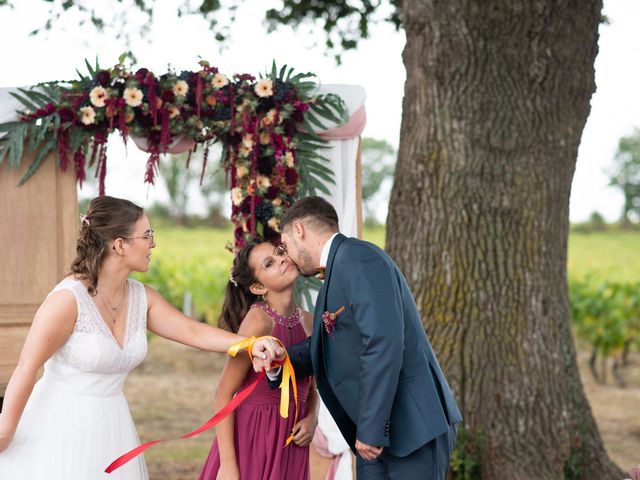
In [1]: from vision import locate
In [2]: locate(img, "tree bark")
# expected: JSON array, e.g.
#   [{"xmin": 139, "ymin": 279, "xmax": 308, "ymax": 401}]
[{"xmin": 386, "ymin": 1, "xmax": 623, "ymax": 479}]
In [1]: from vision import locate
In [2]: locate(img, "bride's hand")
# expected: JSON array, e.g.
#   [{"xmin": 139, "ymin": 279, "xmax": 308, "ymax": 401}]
[
  {"xmin": 216, "ymin": 462, "xmax": 240, "ymax": 480},
  {"xmin": 0, "ymin": 419, "xmax": 15, "ymax": 454},
  {"xmin": 250, "ymin": 337, "xmax": 285, "ymax": 371}
]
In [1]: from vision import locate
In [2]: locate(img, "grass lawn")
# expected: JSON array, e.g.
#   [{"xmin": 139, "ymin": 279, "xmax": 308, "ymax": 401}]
[{"xmin": 568, "ymin": 230, "xmax": 640, "ymax": 282}]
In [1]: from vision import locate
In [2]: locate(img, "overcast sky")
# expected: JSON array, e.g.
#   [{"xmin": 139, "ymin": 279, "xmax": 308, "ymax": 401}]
[{"xmin": 1, "ymin": 0, "xmax": 638, "ymax": 222}]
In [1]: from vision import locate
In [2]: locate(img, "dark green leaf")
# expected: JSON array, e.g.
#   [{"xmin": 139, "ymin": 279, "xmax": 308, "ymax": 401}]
[{"xmin": 9, "ymin": 91, "xmax": 39, "ymax": 112}]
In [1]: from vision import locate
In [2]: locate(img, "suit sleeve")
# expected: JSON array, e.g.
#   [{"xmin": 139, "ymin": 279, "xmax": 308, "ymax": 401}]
[
  {"xmin": 344, "ymin": 244, "xmax": 404, "ymax": 447},
  {"xmin": 267, "ymin": 337, "xmax": 314, "ymax": 389}
]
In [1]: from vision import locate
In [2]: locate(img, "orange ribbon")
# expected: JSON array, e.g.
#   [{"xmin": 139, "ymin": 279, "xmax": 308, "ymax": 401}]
[
  {"xmin": 105, "ymin": 335, "xmax": 297, "ymax": 474},
  {"xmin": 228, "ymin": 335, "xmax": 299, "ymax": 445}
]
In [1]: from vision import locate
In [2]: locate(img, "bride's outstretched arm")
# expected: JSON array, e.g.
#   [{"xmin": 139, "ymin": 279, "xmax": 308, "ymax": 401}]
[
  {"xmin": 0, "ymin": 291, "xmax": 76, "ymax": 453},
  {"xmin": 144, "ymin": 285, "xmax": 280, "ymax": 367}
]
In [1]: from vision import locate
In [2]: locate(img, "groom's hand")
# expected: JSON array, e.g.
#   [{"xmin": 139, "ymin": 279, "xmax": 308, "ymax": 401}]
[{"xmin": 355, "ymin": 439, "xmax": 383, "ymax": 461}]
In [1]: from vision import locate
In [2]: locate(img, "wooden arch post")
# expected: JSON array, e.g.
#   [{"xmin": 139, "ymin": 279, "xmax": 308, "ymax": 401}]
[{"xmin": 0, "ymin": 152, "xmax": 77, "ymax": 397}]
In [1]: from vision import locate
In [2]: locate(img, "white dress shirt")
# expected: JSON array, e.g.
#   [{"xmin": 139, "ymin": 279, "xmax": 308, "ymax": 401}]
[{"xmin": 319, "ymin": 232, "xmax": 340, "ymax": 269}]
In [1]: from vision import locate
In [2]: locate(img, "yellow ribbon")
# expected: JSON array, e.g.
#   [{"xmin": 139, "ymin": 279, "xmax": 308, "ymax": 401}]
[{"xmin": 227, "ymin": 335, "xmax": 299, "ymax": 446}]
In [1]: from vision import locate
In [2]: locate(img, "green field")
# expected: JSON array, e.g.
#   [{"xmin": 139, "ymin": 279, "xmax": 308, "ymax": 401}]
[
  {"xmin": 567, "ymin": 231, "xmax": 640, "ymax": 282},
  {"xmin": 134, "ymin": 226, "xmax": 639, "ymax": 323}
]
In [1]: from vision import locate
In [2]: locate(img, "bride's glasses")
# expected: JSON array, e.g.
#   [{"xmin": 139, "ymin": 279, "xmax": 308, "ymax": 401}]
[{"xmin": 123, "ymin": 229, "xmax": 155, "ymax": 244}]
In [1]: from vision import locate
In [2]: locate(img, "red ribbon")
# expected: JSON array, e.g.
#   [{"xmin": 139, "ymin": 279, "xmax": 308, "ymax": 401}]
[{"xmin": 105, "ymin": 370, "xmax": 265, "ymax": 474}]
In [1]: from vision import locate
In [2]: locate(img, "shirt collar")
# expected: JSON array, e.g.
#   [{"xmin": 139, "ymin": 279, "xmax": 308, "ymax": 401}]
[{"xmin": 319, "ymin": 232, "xmax": 339, "ymax": 268}]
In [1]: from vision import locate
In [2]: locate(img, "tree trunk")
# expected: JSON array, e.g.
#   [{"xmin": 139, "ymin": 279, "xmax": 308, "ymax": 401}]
[{"xmin": 386, "ymin": 1, "xmax": 623, "ymax": 479}]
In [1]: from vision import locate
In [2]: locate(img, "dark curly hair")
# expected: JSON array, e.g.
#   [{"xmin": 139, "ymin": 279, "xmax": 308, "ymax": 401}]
[{"xmin": 219, "ymin": 241, "xmax": 272, "ymax": 333}]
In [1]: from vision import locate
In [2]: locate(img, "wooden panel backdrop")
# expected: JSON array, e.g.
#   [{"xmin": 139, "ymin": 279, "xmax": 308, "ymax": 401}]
[{"xmin": 0, "ymin": 153, "xmax": 77, "ymax": 396}]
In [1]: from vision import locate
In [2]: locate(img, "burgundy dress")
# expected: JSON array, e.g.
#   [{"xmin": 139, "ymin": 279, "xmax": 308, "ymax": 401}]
[{"xmin": 199, "ymin": 303, "xmax": 312, "ymax": 480}]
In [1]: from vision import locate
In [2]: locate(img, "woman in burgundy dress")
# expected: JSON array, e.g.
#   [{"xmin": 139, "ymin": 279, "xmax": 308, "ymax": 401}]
[{"xmin": 200, "ymin": 241, "xmax": 318, "ymax": 480}]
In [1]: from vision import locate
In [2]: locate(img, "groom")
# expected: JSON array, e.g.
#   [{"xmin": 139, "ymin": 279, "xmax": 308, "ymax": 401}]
[{"xmin": 269, "ymin": 196, "xmax": 461, "ymax": 479}]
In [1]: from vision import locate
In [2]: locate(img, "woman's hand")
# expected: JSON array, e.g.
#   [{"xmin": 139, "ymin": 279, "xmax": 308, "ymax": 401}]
[
  {"xmin": 291, "ymin": 414, "xmax": 318, "ymax": 448},
  {"xmin": 250, "ymin": 337, "xmax": 285, "ymax": 371},
  {"xmin": 216, "ymin": 462, "xmax": 240, "ymax": 480},
  {"xmin": 0, "ymin": 417, "xmax": 15, "ymax": 454}
]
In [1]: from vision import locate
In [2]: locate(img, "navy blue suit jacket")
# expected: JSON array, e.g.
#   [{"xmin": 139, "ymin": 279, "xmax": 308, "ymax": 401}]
[{"xmin": 287, "ymin": 234, "xmax": 461, "ymax": 457}]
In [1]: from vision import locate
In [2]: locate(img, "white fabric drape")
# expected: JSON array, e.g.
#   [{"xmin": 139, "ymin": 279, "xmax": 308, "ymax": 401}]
[
  {"xmin": 0, "ymin": 87, "xmax": 25, "ymax": 125},
  {"xmin": 314, "ymin": 84, "xmax": 366, "ymax": 238}
]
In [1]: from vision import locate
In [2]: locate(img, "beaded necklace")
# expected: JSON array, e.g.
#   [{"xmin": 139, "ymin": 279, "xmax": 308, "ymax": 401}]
[{"xmin": 252, "ymin": 301, "xmax": 300, "ymax": 328}]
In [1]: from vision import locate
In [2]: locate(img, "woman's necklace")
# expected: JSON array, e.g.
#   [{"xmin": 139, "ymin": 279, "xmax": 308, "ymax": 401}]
[
  {"xmin": 100, "ymin": 281, "xmax": 126, "ymax": 311},
  {"xmin": 99, "ymin": 282, "xmax": 127, "ymax": 324},
  {"xmin": 252, "ymin": 301, "xmax": 300, "ymax": 328}
]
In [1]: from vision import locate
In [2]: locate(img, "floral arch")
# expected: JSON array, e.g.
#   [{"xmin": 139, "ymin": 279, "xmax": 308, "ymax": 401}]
[{"xmin": 0, "ymin": 59, "xmax": 347, "ymax": 249}]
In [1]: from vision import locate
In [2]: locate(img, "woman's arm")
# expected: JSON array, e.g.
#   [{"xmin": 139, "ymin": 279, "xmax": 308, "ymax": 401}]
[
  {"xmin": 0, "ymin": 290, "xmax": 76, "ymax": 453},
  {"xmin": 144, "ymin": 286, "xmax": 279, "ymax": 366},
  {"xmin": 291, "ymin": 377, "xmax": 319, "ymax": 448},
  {"xmin": 213, "ymin": 309, "xmax": 272, "ymax": 478}
]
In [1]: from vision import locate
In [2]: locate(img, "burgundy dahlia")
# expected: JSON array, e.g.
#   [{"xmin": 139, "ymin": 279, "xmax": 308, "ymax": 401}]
[
  {"xmin": 265, "ymin": 186, "xmax": 278, "ymax": 200},
  {"xmin": 284, "ymin": 168, "xmax": 298, "ymax": 186},
  {"xmin": 95, "ymin": 70, "xmax": 111, "ymax": 87},
  {"xmin": 135, "ymin": 68, "xmax": 149, "ymax": 82},
  {"xmin": 161, "ymin": 90, "xmax": 176, "ymax": 103},
  {"xmin": 235, "ymin": 73, "xmax": 255, "ymax": 82},
  {"xmin": 58, "ymin": 108, "xmax": 74, "ymax": 123}
]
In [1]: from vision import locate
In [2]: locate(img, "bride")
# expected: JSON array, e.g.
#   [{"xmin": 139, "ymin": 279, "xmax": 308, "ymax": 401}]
[{"xmin": 0, "ymin": 195, "xmax": 278, "ymax": 479}]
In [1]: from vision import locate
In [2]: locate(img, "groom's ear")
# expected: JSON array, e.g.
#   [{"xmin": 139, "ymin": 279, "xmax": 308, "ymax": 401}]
[{"xmin": 293, "ymin": 220, "xmax": 305, "ymax": 239}]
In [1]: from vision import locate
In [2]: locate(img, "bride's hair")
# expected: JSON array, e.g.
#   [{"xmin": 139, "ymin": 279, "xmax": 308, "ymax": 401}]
[
  {"xmin": 70, "ymin": 196, "xmax": 143, "ymax": 296},
  {"xmin": 219, "ymin": 241, "xmax": 269, "ymax": 333}
]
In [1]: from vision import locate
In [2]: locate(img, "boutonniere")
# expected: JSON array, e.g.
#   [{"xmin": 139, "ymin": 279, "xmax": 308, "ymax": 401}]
[{"xmin": 322, "ymin": 306, "xmax": 345, "ymax": 337}]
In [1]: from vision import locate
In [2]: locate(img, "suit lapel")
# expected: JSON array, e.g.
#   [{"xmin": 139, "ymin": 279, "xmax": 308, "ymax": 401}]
[{"xmin": 321, "ymin": 233, "xmax": 346, "ymax": 309}]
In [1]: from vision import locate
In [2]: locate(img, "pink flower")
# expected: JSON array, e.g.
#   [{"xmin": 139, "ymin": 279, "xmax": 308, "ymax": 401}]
[
  {"xmin": 294, "ymin": 100, "xmax": 309, "ymax": 112},
  {"xmin": 322, "ymin": 307, "xmax": 345, "ymax": 337}
]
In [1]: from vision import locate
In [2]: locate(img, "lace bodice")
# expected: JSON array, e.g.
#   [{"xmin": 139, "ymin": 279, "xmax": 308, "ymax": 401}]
[{"xmin": 42, "ymin": 277, "xmax": 148, "ymax": 396}]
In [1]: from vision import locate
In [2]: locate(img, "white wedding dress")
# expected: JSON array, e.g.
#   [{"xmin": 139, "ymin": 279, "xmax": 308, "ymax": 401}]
[{"xmin": 0, "ymin": 277, "xmax": 149, "ymax": 479}]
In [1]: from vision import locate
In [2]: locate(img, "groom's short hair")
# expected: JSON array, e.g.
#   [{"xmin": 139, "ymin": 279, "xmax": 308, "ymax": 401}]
[{"xmin": 280, "ymin": 196, "xmax": 339, "ymax": 233}]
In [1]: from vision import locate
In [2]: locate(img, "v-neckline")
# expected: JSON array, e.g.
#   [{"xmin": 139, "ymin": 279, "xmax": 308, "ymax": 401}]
[{"xmin": 84, "ymin": 279, "xmax": 132, "ymax": 350}]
